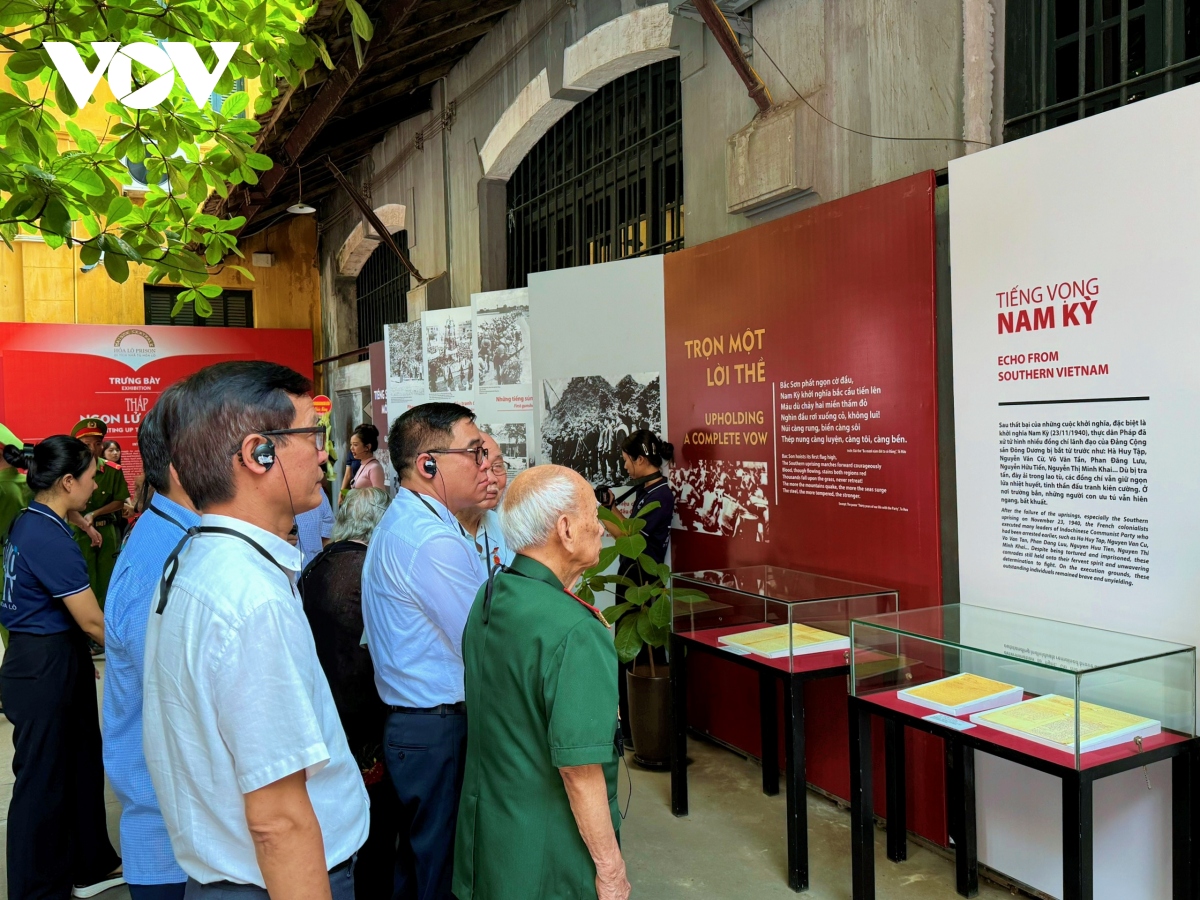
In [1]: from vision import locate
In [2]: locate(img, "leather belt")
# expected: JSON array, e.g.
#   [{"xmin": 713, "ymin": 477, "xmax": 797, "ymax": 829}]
[{"xmin": 388, "ymin": 702, "xmax": 466, "ymax": 716}]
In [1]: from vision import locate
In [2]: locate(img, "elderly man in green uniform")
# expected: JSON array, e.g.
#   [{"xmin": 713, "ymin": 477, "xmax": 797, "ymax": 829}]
[
  {"xmin": 454, "ymin": 465, "xmax": 630, "ymax": 900},
  {"xmin": 71, "ymin": 417, "xmax": 129, "ymax": 607}
]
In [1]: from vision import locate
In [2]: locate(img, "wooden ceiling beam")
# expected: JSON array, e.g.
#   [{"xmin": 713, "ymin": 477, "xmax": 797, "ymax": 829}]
[{"xmin": 228, "ymin": 0, "xmax": 424, "ymax": 228}]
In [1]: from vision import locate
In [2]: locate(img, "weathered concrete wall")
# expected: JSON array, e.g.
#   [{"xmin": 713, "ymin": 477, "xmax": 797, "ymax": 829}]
[{"xmin": 318, "ymin": 0, "xmax": 999, "ymax": 352}]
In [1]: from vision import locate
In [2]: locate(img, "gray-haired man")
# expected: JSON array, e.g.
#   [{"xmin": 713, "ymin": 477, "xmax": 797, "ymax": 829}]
[{"xmin": 453, "ymin": 465, "xmax": 629, "ymax": 900}]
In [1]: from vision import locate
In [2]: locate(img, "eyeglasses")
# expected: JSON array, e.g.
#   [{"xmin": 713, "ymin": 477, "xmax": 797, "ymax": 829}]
[
  {"xmin": 488, "ymin": 459, "xmax": 508, "ymax": 476},
  {"xmin": 426, "ymin": 446, "xmax": 489, "ymax": 467},
  {"xmin": 260, "ymin": 427, "xmax": 327, "ymax": 451}
]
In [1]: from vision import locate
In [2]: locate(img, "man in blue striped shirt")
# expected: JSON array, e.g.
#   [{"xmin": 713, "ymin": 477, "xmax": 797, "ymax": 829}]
[{"xmin": 102, "ymin": 385, "xmax": 199, "ymax": 900}]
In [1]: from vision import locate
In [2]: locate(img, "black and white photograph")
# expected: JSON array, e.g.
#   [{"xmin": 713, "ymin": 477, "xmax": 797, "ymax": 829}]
[
  {"xmin": 540, "ymin": 373, "xmax": 660, "ymax": 486},
  {"xmin": 473, "ymin": 290, "xmax": 531, "ymax": 389},
  {"xmin": 670, "ymin": 459, "xmax": 771, "ymax": 543},
  {"xmin": 423, "ymin": 307, "xmax": 474, "ymax": 399},
  {"xmin": 384, "ymin": 320, "xmax": 429, "ymax": 416},
  {"xmin": 478, "ymin": 421, "xmax": 530, "ymax": 474},
  {"xmin": 386, "ymin": 320, "xmax": 423, "ymax": 383}
]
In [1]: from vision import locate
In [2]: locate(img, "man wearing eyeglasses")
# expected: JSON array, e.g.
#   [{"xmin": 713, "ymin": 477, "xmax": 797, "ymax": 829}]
[
  {"xmin": 361, "ymin": 402, "xmax": 491, "ymax": 900},
  {"xmin": 456, "ymin": 432, "xmax": 514, "ymax": 574}
]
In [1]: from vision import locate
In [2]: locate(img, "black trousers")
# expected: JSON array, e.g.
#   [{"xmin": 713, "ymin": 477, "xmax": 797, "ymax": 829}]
[
  {"xmin": 2, "ymin": 630, "xmax": 120, "ymax": 900},
  {"xmin": 356, "ymin": 777, "xmax": 402, "ymax": 900},
  {"xmin": 383, "ymin": 709, "xmax": 467, "ymax": 900}
]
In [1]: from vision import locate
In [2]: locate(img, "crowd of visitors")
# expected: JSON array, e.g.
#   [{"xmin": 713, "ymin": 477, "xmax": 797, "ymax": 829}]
[{"xmin": 0, "ymin": 363, "xmax": 644, "ymax": 900}]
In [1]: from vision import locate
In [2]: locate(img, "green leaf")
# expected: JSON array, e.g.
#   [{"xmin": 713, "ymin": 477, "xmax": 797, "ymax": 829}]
[
  {"xmin": 636, "ymin": 610, "xmax": 669, "ymax": 648},
  {"xmin": 79, "ymin": 243, "xmax": 101, "ymax": 266},
  {"xmin": 244, "ymin": 152, "xmax": 273, "ymax": 172},
  {"xmin": 107, "ymin": 196, "xmax": 134, "ymax": 222},
  {"xmin": 197, "ymin": 283, "xmax": 222, "ymax": 298},
  {"xmin": 103, "ymin": 250, "xmax": 129, "ymax": 283},
  {"xmin": 53, "ymin": 73, "xmax": 79, "ymax": 117},
  {"xmin": 597, "ymin": 505, "xmax": 621, "ymax": 525},
  {"xmin": 228, "ymin": 264, "xmax": 255, "ymax": 281},
  {"xmin": 171, "ymin": 290, "xmax": 195, "ymax": 317},
  {"xmin": 41, "ymin": 197, "xmax": 71, "ymax": 236},
  {"xmin": 648, "ymin": 595, "xmax": 673, "ymax": 629},
  {"xmin": 614, "ymin": 534, "xmax": 647, "ymax": 559},
  {"xmin": 6, "ymin": 50, "xmax": 45, "ymax": 77},
  {"xmin": 614, "ymin": 617, "xmax": 643, "ymax": 664},
  {"xmin": 220, "ymin": 91, "xmax": 249, "ymax": 118},
  {"xmin": 602, "ymin": 602, "xmax": 634, "ymax": 627},
  {"xmin": 593, "ymin": 545, "xmax": 619, "ymax": 573},
  {"xmin": 345, "ymin": 0, "xmax": 375, "ymax": 40},
  {"xmin": 312, "ymin": 34, "xmax": 334, "ymax": 69},
  {"xmin": 102, "ymin": 233, "xmax": 142, "ymax": 263},
  {"xmin": 195, "ymin": 296, "xmax": 214, "ymax": 317},
  {"xmin": 636, "ymin": 501, "xmax": 661, "ymax": 518}
]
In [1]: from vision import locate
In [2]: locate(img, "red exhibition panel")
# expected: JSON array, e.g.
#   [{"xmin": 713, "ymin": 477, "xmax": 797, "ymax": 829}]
[
  {"xmin": 663, "ymin": 171, "xmax": 946, "ymax": 843},
  {"xmin": 0, "ymin": 323, "xmax": 314, "ymax": 485}
]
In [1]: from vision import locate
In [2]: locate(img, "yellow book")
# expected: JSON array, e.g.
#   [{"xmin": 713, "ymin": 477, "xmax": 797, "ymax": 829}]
[
  {"xmin": 718, "ymin": 623, "xmax": 849, "ymax": 659},
  {"xmin": 970, "ymin": 694, "xmax": 1160, "ymax": 754},
  {"xmin": 899, "ymin": 673, "xmax": 1023, "ymax": 716}
]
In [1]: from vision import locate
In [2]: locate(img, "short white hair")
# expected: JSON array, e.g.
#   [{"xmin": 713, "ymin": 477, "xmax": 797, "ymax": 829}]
[
  {"xmin": 332, "ymin": 487, "xmax": 390, "ymax": 543},
  {"xmin": 499, "ymin": 467, "xmax": 583, "ymax": 551}
]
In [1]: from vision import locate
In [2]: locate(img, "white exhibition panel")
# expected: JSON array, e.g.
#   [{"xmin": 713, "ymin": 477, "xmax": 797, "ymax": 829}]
[
  {"xmin": 527, "ymin": 255, "xmax": 669, "ymax": 463},
  {"xmin": 949, "ymin": 84, "xmax": 1200, "ymax": 898},
  {"xmin": 528, "ymin": 256, "xmax": 669, "ymax": 607}
]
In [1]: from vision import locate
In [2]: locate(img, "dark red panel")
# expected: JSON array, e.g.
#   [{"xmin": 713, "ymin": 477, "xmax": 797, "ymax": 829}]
[{"xmin": 665, "ymin": 172, "xmax": 946, "ymax": 843}]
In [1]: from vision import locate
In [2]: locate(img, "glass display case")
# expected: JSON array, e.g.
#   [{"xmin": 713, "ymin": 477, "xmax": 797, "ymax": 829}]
[
  {"xmin": 671, "ymin": 566, "xmax": 899, "ymax": 674},
  {"xmin": 669, "ymin": 566, "xmax": 899, "ymax": 892},
  {"xmin": 847, "ymin": 604, "xmax": 1200, "ymax": 900},
  {"xmin": 850, "ymin": 603, "xmax": 1196, "ymax": 770}
]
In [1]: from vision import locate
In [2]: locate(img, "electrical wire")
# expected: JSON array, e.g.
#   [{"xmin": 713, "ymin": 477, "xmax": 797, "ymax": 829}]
[{"xmin": 750, "ymin": 35, "xmax": 992, "ymax": 148}]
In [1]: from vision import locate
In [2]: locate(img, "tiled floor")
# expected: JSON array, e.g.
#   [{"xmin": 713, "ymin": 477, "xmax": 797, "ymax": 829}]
[{"xmin": 0, "ymin": 661, "xmax": 1013, "ymax": 900}]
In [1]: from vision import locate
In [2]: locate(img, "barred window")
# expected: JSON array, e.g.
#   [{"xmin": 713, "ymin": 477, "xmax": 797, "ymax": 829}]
[
  {"xmin": 355, "ymin": 230, "xmax": 411, "ymax": 347},
  {"xmin": 506, "ymin": 59, "xmax": 684, "ymax": 289},
  {"xmin": 1005, "ymin": 0, "xmax": 1200, "ymax": 140}
]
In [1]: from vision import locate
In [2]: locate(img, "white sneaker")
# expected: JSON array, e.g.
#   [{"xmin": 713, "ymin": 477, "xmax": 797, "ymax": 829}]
[{"xmin": 72, "ymin": 872, "xmax": 126, "ymax": 898}]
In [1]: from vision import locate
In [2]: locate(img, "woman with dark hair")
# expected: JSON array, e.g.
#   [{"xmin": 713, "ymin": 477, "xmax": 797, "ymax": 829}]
[
  {"xmin": 600, "ymin": 429, "xmax": 676, "ymax": 566},
  {"xmin": 101, "ymin": 439, "xmax": 122, "ymax": 466},
  {"xmin": 347, "ymin": 423, "xmax": 386, "ymax": 490},
  {"xmin": 299, "ymin": 487, "xmax": 397, "ymax": 900},
  {"xmin": 0, "ymin": 436, "xmax": 123, "ymax": 899},
  {"xmin": 599, "ymin": 429, "xmax": 676, "ymax": 748}
]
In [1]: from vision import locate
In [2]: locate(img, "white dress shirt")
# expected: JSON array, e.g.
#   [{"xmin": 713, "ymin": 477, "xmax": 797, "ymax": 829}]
[
  {"xmin": 143, "ymin": 514, "xmax": 369, "ymax": 887},
  {"xmin": 361, "ymin": 489, "xmax": 488, "ymax": 708}
]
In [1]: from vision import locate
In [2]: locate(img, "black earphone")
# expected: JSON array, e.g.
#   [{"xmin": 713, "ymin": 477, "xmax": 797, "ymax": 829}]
[
  {"xmin": 422, "ymin": 457, "xmax": 437, "ymax": 477},
  {"xmin": 252, "ymin": 437, "xmax": 276, "ymax": 470}
]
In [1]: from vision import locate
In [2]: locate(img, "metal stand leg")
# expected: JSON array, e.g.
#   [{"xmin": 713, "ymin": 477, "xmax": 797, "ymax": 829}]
[
  {"xmin": 850, "ymin": 699, "xmax": 875, "ymax": 900},
  {"xmin": 1173, "ymin": 749, "xmax": 1199, "ymax": 900},
  {"xmin": 760, "ymin": 671, "xmax": 780, "ymax": 796},
  {"xmin": 784, "ymin": 680, "xmax": 808, "ymax": 891},
  {"xmin": 670, "ymin": 635, "xmax": 688, "ymax": 817},
  {"xmin": 1062, "ymin": 771, "xmax": 1094, "ymax": 900},
  {"xmin": 885, "ymin": 718, "xmax": 908, "ymax": 863},
  {"xmin": 946, "ymin": 739, "xmax": 978, "ymax": 898}
]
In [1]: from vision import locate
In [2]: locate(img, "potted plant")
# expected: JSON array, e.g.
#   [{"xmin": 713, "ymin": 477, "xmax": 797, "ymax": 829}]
[{"xmin": 576, "ymin": 502, "xmax": 707, "ymax": 769}]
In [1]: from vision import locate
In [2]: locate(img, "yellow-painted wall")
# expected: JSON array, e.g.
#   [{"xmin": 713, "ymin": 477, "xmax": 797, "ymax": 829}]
[{"xmin": 0, "ymin": 215, "xmax": 322, "ymax": 362}]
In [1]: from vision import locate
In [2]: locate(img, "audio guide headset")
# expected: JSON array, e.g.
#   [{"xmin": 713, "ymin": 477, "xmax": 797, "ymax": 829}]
[
  {"xmin": 422, "ymin": 456, "xmax": 438, "ymax": 477},
  {"xmin": 252, "ymin": 437, "xmax": 276, "ymax": 470}
]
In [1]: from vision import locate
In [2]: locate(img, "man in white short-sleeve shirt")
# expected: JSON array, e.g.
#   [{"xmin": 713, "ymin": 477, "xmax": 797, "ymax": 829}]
[{"xmin": 143, "ymin": 361, "xmax": 368, "ymax": 899}]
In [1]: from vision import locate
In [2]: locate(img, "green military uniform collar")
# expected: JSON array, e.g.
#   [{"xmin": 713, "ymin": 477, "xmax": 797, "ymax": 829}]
[
  {"xmin": 0, "ymin": 467, "xmax": 25, "ymax": 484},
  {"xmin": 507, "ymin": 554, "xmax": 566, "ymax": 590}
]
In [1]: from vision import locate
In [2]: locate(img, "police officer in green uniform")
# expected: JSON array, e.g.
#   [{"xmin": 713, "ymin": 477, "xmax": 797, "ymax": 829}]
[
  {"xmin": 70, "ymin": 418, "xmax": 130, "ymax": 607},
  {"xmin": 453, "ymin": 465, "xmax": 630, "ymax": 900}
]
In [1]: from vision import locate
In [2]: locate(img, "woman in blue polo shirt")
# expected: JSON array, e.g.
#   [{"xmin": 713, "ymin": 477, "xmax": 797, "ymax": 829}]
[{"xmin": 1, "ymin": 436, "xmax": 122, "ymax": 900}]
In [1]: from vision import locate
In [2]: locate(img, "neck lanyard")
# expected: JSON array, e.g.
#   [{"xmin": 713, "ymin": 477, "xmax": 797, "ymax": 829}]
[
  {"xmin": 409, "ymin": 489, "xmax": 469, "ymax": 540},
  {"xmin": 156, "ymin": 526, "xmax": 293, "ymax": 615},
  {"xmin": 146, "ymin": 502, "xmax": 187, "ymax": 533}
]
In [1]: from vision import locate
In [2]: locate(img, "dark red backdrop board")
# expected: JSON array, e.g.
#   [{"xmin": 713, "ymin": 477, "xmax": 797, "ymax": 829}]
[
  {"xmin": 0, "ymin": 324, "xmax": 314, "ymax": 486},
  {"xmin": 663, "ymin": 171, "xmax": 946, "ymax": 843}
]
